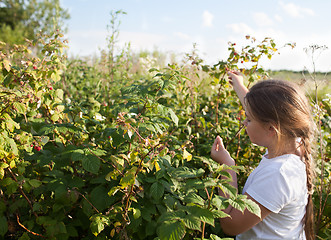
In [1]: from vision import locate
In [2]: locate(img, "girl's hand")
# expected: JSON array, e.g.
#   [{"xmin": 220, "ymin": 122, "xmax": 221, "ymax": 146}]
[
  {"xmin": 227, "ymin": 70, "xmax": 244, "ymax": 89},
  {"xmin": 227, "ymin": 70, "xmax": 248, "ymax": 108},
  {"xmin": 211, "ymin": 136, "xmax": 235, "ymax": 166}
]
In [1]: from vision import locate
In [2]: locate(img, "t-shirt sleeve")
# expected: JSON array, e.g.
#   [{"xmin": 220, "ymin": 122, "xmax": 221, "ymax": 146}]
[{"xmin": 245, "ymin": 167, "xmax": 291, "ymax": 213}]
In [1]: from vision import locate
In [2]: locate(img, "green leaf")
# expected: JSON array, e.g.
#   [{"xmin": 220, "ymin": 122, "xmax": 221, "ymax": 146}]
[
  {"xmin": 150, "ymin": 182, "xmax": 165, "ymax": 200},
  {"xmin": 28, "ymin": 179, "xmax": 42, "ymax": 188},
  {"xmin": 227, "ymin": 196, "xmax": 246, "ymax": 213},
  {"xmin": 132, "ymin": 208, "xmax": 141, "ymax": 219},
  {"xmin": 184, "ymin": 192, "xmax": 205, "ymax": 205},
  {"xmin": 39, "ymin": 136, "xmax": 50, "ymax": 145},
  {"xmin": 90, "ymin": 214, "xmax": 110, "ymax": 237},
  {"xmin": 186, "ymin": 206, "xmax": 215, "ymax": 227},
  {"xmin": 168, "ymin": 108, "xmax": 178, "ymax": 126},
  {"xmin": 146, "ymin": 220, "xmax": 157, "ymax": 236},
  {"xmin": 244, "ymin": 198, "xmax": 261, "ymax": 218},
  {"xmin": 120, "ymin": 167, "xmax": 137, "ymax": 188},
  {"xmin": 158, "ymin": 220, "xmax": 186, "ymax": 240},
  {"xmin": 90, "ymin": 186, "xmax": 112, "ymax": 212},
  {"xmin": 218, "ymin": 182, "xmax": 237, "ymax": 198},
  {"xmin": 3, "ymin": 59, "xmax": 11, "ymax": 72},
  {"xmin": 82, "ymin": 155, "xmax": 100, "ymax": 174},
  {"xmin": 209, "ymin": 234, "xmax": 233, "ymax": 240},
  {"xmin": 8, "ymin": 138, "xmax": 18, "ymax": 155},
  {"xmin": 71, "ymin": 149, "xmax": 85, "ymax": 162},
  {"xmin": 0, "ymin": 216, "xmax": 8, "ymax": 236},
  {"xmin": 51, "ymin": 71, "xmax": 61, "ymax": 82},
  {"xmin": 171, "ymin": 167, "xmax": 205, "ymax": 179},
  {"xmin": 183, "ymin": 214, "xmax": 201, "ymax": 231},
  {"xmin": 0, "ymin": 202, "xmax": 6, "ymax": 215},
  {"xmin": 13, "ymin": 102, "xmax": 26, "ymax": 114},
  {"xmin": 211, "ymin": 209, "xmax": 230, "ymax": 219},
  {"xmin": 183, "ymin": 149, "xmax": 192, "ymax": 161}
]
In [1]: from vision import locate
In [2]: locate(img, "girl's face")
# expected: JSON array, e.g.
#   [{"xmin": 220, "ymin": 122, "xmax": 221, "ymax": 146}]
[{"xmin": 243, "ymin": 111, "xmax": 272, "ymax": 147}]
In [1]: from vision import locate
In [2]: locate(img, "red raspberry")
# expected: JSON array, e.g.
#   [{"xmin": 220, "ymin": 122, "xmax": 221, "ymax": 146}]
[{"xmin": 34, "ymin": 146, "xmax": 41, "ymax": 151}]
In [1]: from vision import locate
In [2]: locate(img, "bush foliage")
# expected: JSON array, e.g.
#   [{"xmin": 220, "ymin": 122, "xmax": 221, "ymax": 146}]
[{"xmin": 0, "ymin": 29, "xmax": 330, "ymax": 240}]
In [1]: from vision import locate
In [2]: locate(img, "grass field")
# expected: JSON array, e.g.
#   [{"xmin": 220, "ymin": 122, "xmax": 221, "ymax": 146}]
[{"xmin": 269, "ymin": 70, "xmax": 331, "ymax": 97}]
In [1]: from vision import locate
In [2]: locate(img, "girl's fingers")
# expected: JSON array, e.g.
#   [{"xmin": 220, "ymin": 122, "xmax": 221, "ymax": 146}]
[{"xmin": 213, "ymin": 136, "xmax": 223, "ymax": 151}]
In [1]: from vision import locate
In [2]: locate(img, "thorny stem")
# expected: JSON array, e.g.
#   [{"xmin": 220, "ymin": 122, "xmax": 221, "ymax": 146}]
[
  {"xmin": 224, "ymin": 124, "xmax": 245, "ymax": 149},
  {"xmin": 74, "ymin": 189, "xmax": 100, "ymax": 213},
  {"xmin": 7, "ymin": 168, "xmax": 38, "ymax": 218},
  {"xmin": 16, "ymin": 213, "xmax": 46, "ymax": 238},
  {"xmin": 123, "ymin": 142, "xmax": 162, "ymax": 224},
  {"xmin": 215, "ymin": 72, "xmax": 227, "ymax": 125}
]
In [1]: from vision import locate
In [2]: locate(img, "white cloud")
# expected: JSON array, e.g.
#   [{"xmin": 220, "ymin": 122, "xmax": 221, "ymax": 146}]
[
  {"xmin": 253, "ymin": 12, "xmax": 274, "ymax": 27},
  {"xmin": 67, "ymin": 29, "xmax": 107, "ymax": 57},
  {"xmin": 174, "ymin": 32, "xmax": 191, "ymax": 40},
  {"xmin": 275, "ymin": 14, "xmax": 283, "ymax": 22},
  {"xmin": 226, "ymin": 23, "xmax": 254, "ymax": 35},
  {"xmin": 119, "ymin": 31, "xmax": 167, "ymax": 51},
  {"xmin": 202, "ymin": 10, "xmax": 214, "ymax": 27},
  {"xmin": 279, "ymin": 1, "xmax": 315, "ymax": 18}
]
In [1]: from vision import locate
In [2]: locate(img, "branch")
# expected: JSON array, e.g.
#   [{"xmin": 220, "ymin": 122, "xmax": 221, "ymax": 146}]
[
  {"xmin": 74, "ymin": 189, "xmax": 100, "ymax": 213},
  {"xmin": 7, "ymin": 168, "xmax": 38, "ymax": 218},
  {"xmin": 16, "ymin": 213, "xmax": 46, "ymax": 238}
]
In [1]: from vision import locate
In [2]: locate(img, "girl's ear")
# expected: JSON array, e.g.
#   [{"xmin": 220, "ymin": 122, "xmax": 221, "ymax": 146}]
[{"xmin": 268, "ymin": 124, "xmax": 277, "ymax": 137}]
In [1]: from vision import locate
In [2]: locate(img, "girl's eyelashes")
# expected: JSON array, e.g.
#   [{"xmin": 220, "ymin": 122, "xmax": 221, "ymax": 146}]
[{"xmin": 244, "ymin": 112, "xmax": 251, "ymax": 122}]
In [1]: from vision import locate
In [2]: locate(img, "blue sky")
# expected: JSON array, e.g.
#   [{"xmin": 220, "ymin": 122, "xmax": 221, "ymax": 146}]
[{"xmin": 60, "ymin": 0, "xmax": 331, "ymax": 71}]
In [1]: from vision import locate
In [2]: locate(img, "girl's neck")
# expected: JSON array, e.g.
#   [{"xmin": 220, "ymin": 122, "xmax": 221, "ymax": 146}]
[{"xmin": 266, "ymin": 138, "xmax": 299, "ymax": 159}]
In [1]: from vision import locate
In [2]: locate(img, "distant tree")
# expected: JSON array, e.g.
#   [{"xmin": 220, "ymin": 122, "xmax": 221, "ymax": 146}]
[{"xmin": 0, "ymin": 0, "xmax": 70, "ymax": 44}]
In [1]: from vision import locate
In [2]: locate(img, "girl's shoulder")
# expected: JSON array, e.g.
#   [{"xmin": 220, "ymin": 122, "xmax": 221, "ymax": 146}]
[{"xmin": 259, "ymin": 153, "xmax": 306, "ymax": 177}]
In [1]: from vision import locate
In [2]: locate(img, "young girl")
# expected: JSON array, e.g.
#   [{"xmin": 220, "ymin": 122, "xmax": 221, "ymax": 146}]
[{"xmin": 211, "ymin": 71, "xmax": 315, "ymax": 240}]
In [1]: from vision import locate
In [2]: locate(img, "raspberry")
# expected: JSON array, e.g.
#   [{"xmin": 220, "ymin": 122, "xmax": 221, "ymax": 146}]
[{"xmin": 34, "ymin": 146, "xmax": 41, "ymax": 151}]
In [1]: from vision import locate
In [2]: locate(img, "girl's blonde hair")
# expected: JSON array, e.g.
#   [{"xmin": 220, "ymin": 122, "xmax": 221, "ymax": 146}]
[{"xmin": 245, "ymin": 79, "xmax": 315, "ymax": 240}]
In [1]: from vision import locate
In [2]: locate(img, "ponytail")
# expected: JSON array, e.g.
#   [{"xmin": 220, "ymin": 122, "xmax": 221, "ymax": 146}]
[{"xmin": 301, "ymin": 137, "xmax": 315, "ymax": 240}]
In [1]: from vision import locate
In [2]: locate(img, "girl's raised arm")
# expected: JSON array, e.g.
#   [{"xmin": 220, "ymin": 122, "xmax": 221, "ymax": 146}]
[{"xmin": 227, "ymin": 71, "xmax": 248, "ymax": 108}]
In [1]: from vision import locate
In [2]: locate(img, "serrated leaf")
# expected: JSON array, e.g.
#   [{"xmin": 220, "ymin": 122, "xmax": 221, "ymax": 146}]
[
  {"xmin": 183, "ymin": 214, "xmax": 201, "ymax": 231},
  {"xmin": 55, "ymin": 89, "xmax": 63, "ymax": 99},
  {"xmin": 150, "ymin": 182, "xmax": 164, "ymax": 200},
  {"xmin": 90, "ymin": 215, "xmax": 110, "ymax": 237},
  {"xmin": 3, "ymin": 59, "xmax": 10, "ymax": 72},
  {"xmin": 227, "ymin": 196, "xmax": 246, "ymax": 213},
  {"xmin": 172, "ymin": 167, "xmax": 205, "ymax": 179},
  {"xmin": 218, "ymin": 182, "xmax": 237, "ymax": 198},
  {"xmin": 209, "ymin": 234, "xmax": 232, "ymax": 240},
  {"xmin": 51, "ymin": 71, "xmax": 61, "ymax": 82},
  {"xmin": 13, "ymin": 102, "xmax": 26, "ymax": 114},
  {"xmin": 211, "ymin": 209, "xmax": 230, "ymax": 219},
  {"xmin": 82, "ymin": 155, "xmax": 100, "ymax": 174},
  {"xmin": 39, "ymin": 136, "xmax": 50, "ymax": 145},
  {"xmin": 183, "ymin": 149, "xmax": 192, "ymax": 161},
  {"xmin": 244, "ymin": 198, "xmax": 261, "ymax": 218},
  {"xmin": 132, "ymin": 208, "xmax": 141, "ymax": 219},
  {"xmin": 0, "ymin": 216, "xmax": 8, "ymax": 236},
  {"xmin": 184, "ymin": 192, "xmax": 205, "ymax": 205},
  {"xmin": 28, "ymin": 179, "xmax": 42, "ymax": 188},
  {"xmin": 119, "ymin": 167, "xmax": 137, "ymax": 188},
  {"xmin": 186, "ymin": 206, "xmax": 215, "ymax": 227},
  {"xmin": 71, "ymin": 149, "xmax": 85, "ymax": 161},
  {"xmin": 168, "ymin": 108, "xmax": 178, "ymax": 126},
  {"xmin": 158, "ymin": 220, "xmax": 186, "ymax": 240},
  {"xmin": 90, "ymin": 186, "xmax": 112, "ymax": 212},
  {"xmin": 8, "ymin": 138, "xmax": 18, "ymax": 155}
]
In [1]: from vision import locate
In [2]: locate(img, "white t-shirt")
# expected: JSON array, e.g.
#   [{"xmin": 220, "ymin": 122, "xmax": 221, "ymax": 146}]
[{"xmin": 236, "ymin": 153, "xmax": 308, "ymax": 240}]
